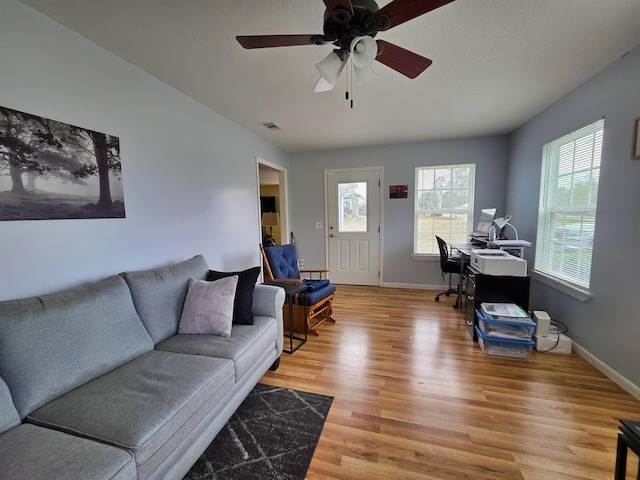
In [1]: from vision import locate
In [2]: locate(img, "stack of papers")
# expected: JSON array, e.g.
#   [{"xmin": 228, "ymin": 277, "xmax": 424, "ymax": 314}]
[{"xmin": 480, "ymin": 303, "xmax": 530, "ymax": 323}]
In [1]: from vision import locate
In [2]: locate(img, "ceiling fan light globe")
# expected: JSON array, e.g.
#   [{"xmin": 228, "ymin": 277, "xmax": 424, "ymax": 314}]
[
  {"xmin": 350, "ymin": 35, "xmax": 377, "ymax": 68},
  {"xmin": 313, "ymin": 76, "xmax": 335, "ymax": 93},
  {"xmin": 315, "ymin": 51, "xmax": 344, "ymax": 83},
  {"xmin": 353, "ymin": 65, "xmax": 377, "ymax": 87}
]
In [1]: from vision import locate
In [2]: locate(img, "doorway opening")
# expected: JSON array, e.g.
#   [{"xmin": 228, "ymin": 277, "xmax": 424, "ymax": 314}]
[{"xmin": 257, "ymin": 158, "xmax": 288, "ymax": 246}]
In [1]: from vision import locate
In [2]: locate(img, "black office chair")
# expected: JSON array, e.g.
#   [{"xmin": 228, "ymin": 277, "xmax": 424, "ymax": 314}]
[{"xmin": 434, "ymin": 235, "xmax": 463, "ymax": 306}]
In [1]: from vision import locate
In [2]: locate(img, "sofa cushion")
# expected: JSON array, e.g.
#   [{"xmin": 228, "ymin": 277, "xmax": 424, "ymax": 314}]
[
  {"xmin": 0, "ymin": 275, "xmax": 154, "ymax": 419},
  {"xmin": 178, "ymin": 276, "xmax": 238, "ymax": 337},
  {"xmin": 207, "ymin": 266, "xmax": 261, "ymax": 325},
  {"xmin": 27, "ymin": 350, "xmax": 234, "ymax": 480},
  {"xmin": 0, "ymin": 377, "xmax": 20, "ymax": 434},
  {"xmin": 0, "ymin": 424, "xmax": 136, "ymax": 480},
  {"xmin": 156, "ymin": 316, "xmax": 278, "ymax": 382},
  {"xmin": 121, "ymin": 255, "xmax": 209, "ymax": 344}
]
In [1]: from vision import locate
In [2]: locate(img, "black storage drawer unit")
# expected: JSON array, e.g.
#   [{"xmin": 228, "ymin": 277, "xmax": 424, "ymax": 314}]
[{"xmin": 465, "ymin": 266, "xmax": 530, "ymax": 340}]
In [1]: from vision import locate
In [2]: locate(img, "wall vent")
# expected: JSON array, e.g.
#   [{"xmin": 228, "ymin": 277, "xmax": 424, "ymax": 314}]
[{"xmin": 260, "ymin": 121, "xmax": 281, "ymax": 131}]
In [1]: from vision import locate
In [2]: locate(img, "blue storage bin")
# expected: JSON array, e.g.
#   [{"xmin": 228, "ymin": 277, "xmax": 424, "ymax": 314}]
[
  {"xmin": 475, "ymin": 325, "xmax": 534, "ymax": 359},
  {"xmin": 476, "ymin": 309, "xmax": 535, "ymax": 341}
]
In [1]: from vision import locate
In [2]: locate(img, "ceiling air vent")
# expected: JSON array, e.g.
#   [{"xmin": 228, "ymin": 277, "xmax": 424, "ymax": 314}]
[{"xmin": 260, "ymin": 121, "xmax": 281, "ymax": 131}]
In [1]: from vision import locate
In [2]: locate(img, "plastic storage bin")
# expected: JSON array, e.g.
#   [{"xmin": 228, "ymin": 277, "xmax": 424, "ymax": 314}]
[
  {"xmin": 476, "ymin": 309, "xmax": 535, "ymax": 341},
  {"xmin": 475, "ymin": 326, "xmax": 534, "ymax": 359}
]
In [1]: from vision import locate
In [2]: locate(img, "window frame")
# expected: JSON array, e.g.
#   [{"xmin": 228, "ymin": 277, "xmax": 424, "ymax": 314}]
[
  {"xmin": 534, "ymin": 118, "xmax": 603, "ymax": 293},
  {"xmin": 413, "ymin": 163, "xmax": 476, "ymax": 255}
]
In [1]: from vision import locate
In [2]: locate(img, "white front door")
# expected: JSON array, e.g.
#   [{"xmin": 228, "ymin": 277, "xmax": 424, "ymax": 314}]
[{"xmin": 326, "ymin": 169, "xmax": 381, "ymax": 285}]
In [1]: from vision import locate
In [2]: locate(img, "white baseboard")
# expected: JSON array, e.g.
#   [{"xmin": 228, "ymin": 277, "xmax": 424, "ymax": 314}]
[
  {"xmin": 572, "ymin": 340, "xmax": 640, "ymax": 401},
  {"xmin": 382, "ymin": 282, "xmax": 445, "ymax": 290}
]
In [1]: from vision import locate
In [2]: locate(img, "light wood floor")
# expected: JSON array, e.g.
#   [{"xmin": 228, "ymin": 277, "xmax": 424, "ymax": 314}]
[{"xmin": 261, "ymin": 285, "xmax": 640, "ymax": 480}]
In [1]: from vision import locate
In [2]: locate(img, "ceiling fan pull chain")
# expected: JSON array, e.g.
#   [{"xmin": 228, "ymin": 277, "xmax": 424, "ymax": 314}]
[
  {"xmin": 345, "ymin": 58, "xmax": 350, "ymax": 102},
  {"xmin": 350, "ymin": 59, "xmax": 355, "ymax": 109},
  {"xmin": 346, "ymin": 57, "xmax": 354, "ymax": 108}
]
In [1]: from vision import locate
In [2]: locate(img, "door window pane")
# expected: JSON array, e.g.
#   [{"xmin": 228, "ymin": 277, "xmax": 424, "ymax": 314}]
[{"xmin": 338, "ymin": 182, "xmax": 367, "ymax": 232}]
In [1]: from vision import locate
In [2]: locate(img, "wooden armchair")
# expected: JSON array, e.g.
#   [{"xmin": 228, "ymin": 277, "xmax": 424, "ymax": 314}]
[{"xmin": 259, "ymin": 242, "xmax": 336, "ymax": 335}]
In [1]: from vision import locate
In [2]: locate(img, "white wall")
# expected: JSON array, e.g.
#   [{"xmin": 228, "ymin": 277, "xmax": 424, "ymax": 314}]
[
  {"xmin": 290, "ymin": 136, "xmax": 509, "ymax": 287},
  {"xmin": 0, "ymin": 0, "xmax": 290, "ymax": 300},
  {"xmin": 508, "ymin": 46, "xmax": 640, "ymax": 391}
]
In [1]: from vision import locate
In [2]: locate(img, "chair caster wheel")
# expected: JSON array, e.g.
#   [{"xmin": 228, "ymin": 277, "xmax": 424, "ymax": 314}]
[{"xmin": 434, "ymin": 297, "xmax": 439, "ymax": 302}]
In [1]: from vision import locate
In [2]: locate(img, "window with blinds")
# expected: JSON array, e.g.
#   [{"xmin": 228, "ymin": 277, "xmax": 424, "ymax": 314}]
[
  {"xmin": 414, "ymin": 164, "xmax": 475, "ymax": 254},
  {"xmin": 535, "ymin": 119, "xmax": 603, "ymax": 289}
]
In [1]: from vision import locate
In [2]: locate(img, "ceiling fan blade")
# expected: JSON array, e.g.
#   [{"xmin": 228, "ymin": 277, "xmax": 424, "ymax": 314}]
[
  {"xmin": 323, "ymin": 0, "xmax": 354, "ymax": 17},
  {"xmin": 375, "ymin": 40, "xmax": 432, "ymax": 79},
  {"xmin": 236, "ymin": 34, "xmax": 325, "ymax": 49},
  {"xmin": 373, "ymin": 0, "xmax": 455, "ymax": 31}
]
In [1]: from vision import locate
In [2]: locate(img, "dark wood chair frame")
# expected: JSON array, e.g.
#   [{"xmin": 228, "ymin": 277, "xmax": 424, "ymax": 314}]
[{"xmin": 259, "ymin": 243, "xmax": 336, "ymax": 336}]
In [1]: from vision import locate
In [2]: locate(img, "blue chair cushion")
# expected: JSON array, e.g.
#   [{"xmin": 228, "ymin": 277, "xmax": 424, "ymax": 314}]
[
  {"xmin": 302, "ymin": 279, "xmax": 330, "ymax": 291},
  {"xmin": 263, "ymin": 244, "xmax": 300, "ymax": 280},
  {"xmin": 297, "ymin": 283, "xmax": 336, "ymax": 306}
]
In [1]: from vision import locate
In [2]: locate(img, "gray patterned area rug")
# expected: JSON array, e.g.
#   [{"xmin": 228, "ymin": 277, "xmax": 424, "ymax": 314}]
[{"xmin": 183, "ymin": 384, "xmax": 333, "ymax": 480}]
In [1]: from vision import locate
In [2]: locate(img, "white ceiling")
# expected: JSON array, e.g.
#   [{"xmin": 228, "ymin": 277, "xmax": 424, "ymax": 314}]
[{"xmin": 18, "ymin": 0, "xmax": 640, "ymax": 153}]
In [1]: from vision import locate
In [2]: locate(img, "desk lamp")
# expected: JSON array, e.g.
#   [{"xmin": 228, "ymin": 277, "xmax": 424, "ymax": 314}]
[{"xmin": 493, "ymin": 215, "xmax": 518, "ymax": 240}]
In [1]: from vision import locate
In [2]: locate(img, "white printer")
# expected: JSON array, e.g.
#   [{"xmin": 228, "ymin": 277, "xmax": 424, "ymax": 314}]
[{"xmin": 470, "ymin": 249, "xmax": 527, "ymax": 276}]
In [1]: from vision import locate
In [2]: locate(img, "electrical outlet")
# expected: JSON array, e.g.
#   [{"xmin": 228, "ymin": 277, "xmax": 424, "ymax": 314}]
[{"xmin": 315, "ymin": 222, "xmax": 322, "ymax": 229}]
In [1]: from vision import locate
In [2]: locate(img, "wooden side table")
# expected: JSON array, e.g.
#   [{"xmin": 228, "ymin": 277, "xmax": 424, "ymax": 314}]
[
  {"xmin": 615, "ymin": 419, "xmax": 640, "ymax": 480},
  {"xmin": 265, "ymin": 281, "xmax": 307, "ymax": 354}
]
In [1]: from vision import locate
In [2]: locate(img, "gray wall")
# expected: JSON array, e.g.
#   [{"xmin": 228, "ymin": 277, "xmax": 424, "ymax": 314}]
[
  {"xmin": 508, "ymin": 46, "xmax": 640, "ymax": 389},
  {"xmin": 0, "ymin": 0, "xmax": 290, "ymax": 300},
  {"xmin": 290, "ymin": 136, "xmax": 509, "ymax": 287}
]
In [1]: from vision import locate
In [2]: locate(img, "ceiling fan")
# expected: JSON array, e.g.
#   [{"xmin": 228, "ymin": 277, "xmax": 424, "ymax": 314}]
[{"xmin": 236, "ymin": 0, "xmax": 455, "ymax": 92}]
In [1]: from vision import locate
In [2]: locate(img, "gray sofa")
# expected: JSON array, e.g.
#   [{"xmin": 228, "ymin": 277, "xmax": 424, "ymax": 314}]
[{"xmin": 0, "ymin": 255, "xmax": 285, "ymax": 480}]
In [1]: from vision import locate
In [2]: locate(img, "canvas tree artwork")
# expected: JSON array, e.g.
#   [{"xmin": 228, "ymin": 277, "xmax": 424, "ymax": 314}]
[{"xmin": 0, "ymin": 106, "xmax": 125, "ymax": 221}]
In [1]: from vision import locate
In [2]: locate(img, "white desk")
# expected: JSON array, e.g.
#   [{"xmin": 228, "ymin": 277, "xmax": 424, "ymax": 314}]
[
  {"xmin": 488, "ymin": 239, "xmax": 532, "ymax": 258},
  {"xmin": 451, "ymin": 242, "xmax": 474, "ymax": 257}
]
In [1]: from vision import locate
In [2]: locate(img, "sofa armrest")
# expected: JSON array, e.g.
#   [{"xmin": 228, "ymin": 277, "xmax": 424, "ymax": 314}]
[{"xmin": 252, "ymin": 284, "xmax": 285, "ymax": 355}]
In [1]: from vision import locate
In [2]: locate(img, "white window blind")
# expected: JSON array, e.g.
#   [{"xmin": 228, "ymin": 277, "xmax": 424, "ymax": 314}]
[
  {"xmin": 535, "ymin": 119, "xmax": 603, "ymax": 289},
  {"xmin": 414, "ymin": 164, "xmax": 475, "ymax": 254}
]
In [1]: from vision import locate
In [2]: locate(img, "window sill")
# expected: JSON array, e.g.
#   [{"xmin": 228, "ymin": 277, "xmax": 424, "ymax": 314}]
[
  {"xmin": 530, "ymin": 270, "xmax": 592, "ymax": 302},
  {"xmin": 411, "ymin": 254, "xmax": 439, "ymax": 261}
]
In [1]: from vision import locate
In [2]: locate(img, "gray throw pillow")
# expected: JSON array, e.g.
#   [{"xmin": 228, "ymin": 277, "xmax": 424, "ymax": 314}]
[{"xmin": 178, "ymin": 276, "xmax": 238, "ymax": 337}]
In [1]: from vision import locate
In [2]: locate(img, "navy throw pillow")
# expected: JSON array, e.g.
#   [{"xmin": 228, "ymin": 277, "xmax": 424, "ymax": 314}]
[{"xmin": 207, "ymin": 266, "xmax": 261, "ymax": 325}]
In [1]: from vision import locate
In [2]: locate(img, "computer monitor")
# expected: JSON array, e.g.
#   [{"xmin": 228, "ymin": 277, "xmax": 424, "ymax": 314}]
[{"xmin": 474, "ymin": 208, "xmax": 496, "ymax": 234}]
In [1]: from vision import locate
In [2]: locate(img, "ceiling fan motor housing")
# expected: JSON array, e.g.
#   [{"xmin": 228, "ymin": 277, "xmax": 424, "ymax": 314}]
[{"xmin": 322, "ymin": 0, "xmax": 388, "ymax": 53}]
